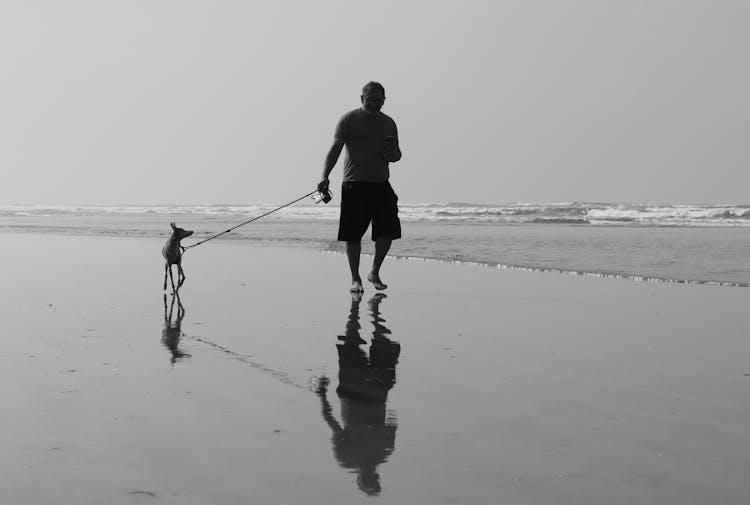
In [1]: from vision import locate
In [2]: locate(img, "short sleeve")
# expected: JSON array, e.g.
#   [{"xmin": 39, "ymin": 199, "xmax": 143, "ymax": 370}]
[{"xmin": 334, "ymin": 114, "xmax": 349, "ymax": 140}]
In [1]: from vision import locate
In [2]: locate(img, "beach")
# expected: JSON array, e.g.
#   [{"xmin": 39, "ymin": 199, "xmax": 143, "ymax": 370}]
[{"xmin": 2, "ymin": 231, "xmax": 750, "ymax": 504}]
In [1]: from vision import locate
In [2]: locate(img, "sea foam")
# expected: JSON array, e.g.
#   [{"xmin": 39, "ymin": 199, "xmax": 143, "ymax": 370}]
[{"xmin": 3, "ymin": 202, "xmax": 750, "ymax": 226}]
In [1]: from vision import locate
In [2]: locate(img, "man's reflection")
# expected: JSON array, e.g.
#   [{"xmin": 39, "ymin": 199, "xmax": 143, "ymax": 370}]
[
  {"xmin": 316, "ymin": 293, "xmax": 400, "ymax": 495},
  {"xmin": 162, "ymin": 293, "xmax": 191, "ymax": 365}
]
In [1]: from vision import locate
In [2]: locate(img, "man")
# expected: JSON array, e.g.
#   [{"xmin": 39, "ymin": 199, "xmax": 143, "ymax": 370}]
[{"xmin": 318, "ymin": 81, "xmax": 402, "ymax": 293}]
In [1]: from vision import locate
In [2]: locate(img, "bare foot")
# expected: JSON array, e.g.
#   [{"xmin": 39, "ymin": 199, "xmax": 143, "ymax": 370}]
[
  {"xmin": 350, "ymin": 279, "xmax": 364, "ymax": 293},
  {"xmin": 367, "ymin": 273, "xmax": 387, "ymax": 290}
]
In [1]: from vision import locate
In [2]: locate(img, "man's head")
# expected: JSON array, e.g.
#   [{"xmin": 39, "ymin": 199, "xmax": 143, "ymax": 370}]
[
  {"xmin": 357, "ymin": 468, "xmax": 381, "ymax": 495},
  {"xmin": 361, "ymin": 81, "xmax": 386, "ymax": 115}
]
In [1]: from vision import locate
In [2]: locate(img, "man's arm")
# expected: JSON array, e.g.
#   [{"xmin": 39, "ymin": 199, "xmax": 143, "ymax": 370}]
[
  {"xmin": 316, "ymin": 376, "xmax": 344, "ymax": 435},
  {"xmin": 319, "ymin": 139, "xmax": 345, "ymax": 191},
  {"xmin": 383, "ymin": 123, "xmax": 402, "ymax": 163},
  {"xmin": 392, "ymin": 122, "xmax": 402, "ymax": 162},
  {"xmin": 391, "ymin": 135, "xmax": 402, "ymax": 162}
]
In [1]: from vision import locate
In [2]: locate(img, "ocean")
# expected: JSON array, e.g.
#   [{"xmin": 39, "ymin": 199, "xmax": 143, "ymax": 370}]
[{"xmin": 2, "ymin": 202, "xmax": 749, "ymax": 287}]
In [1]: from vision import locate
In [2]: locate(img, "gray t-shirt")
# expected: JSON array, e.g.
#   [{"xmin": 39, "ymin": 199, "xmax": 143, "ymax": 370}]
[{"xmin": 334, "ymin": 108, "xmax": 399, "ymax": 182}]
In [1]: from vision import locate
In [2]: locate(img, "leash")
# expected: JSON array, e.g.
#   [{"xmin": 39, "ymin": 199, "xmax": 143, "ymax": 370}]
[{"xmin": 183, "ymin": 189, "xmax": 329, "ymax": 252}]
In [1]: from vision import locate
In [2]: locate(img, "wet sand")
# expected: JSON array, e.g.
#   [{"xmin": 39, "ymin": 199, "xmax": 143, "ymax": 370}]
[{"xmin": 1, "ymin": 232, "xmax": 749, "ymax": 504}]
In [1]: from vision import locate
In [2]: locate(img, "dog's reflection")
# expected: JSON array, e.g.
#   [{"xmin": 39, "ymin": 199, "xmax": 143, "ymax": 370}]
[
  {"xmin": 162, "ymin": 293, "xmax": 191, "ymax": 365},
  {"xmin": 316, "ymin": 293, "xmax": 400, "ymax": 496}
]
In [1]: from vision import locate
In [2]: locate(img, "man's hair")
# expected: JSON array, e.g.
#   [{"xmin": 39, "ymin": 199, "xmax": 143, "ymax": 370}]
[{"xmin": 362, "ymin": 81, "xmax": 385, "ymax": 97}]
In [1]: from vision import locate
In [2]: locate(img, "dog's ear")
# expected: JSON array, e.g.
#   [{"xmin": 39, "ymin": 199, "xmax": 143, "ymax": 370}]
[{"xmin": 171, "ymin": 222, "xmax": 176, "ymax": 230}]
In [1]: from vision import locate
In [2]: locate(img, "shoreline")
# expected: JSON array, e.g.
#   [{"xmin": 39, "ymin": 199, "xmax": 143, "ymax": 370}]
[
  {"xmin": 325, "ymin": 250, "xmax": 750, "ymax": 288},
  {"xmin": 2, "ymin": 226, "xmax": 749, "ymax": 288}
]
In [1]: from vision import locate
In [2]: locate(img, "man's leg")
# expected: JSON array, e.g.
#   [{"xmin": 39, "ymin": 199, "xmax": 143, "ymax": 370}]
[
  {"xmin": 367, "ymin": 236, "xmax": 391, "ymax": 290},
  {"xmin": 368, "ymin": 182, "xmax": 400, "ymax": 291},
  {"xmin": 346, "ymin": 241, "xmax": 364, "ymax": 292}
]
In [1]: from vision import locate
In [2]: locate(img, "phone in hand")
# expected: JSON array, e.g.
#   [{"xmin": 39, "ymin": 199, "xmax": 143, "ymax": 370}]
[{"xmin": 382, "ymin": 136, "xmax": 396, "ymax": 161}]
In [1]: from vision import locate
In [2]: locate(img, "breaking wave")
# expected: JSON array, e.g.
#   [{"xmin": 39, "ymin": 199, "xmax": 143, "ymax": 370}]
[{"xmin": 3, "ymin": 202, "xmax": 749, "ymax": 226}]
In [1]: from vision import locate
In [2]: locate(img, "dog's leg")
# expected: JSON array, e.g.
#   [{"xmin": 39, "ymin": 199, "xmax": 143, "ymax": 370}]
[
  {"xmin": 177, "ymin": 264, "xmax": 186, "ymax": 288},
  {"xmin": 164, "ymin": 263, "xmax": 169, "ymax": 291},
  {"xmin": 168, "ymin": 264, "xmax": 176, "ymax": 294}
]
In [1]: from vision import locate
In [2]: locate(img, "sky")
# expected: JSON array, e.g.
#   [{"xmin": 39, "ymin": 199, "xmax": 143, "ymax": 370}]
[{"xmin": 1, "ymin": 0, "xmax": 748, "ymax": 205}]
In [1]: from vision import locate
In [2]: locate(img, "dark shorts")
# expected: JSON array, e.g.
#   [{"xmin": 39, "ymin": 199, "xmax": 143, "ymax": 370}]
[{"xmin": 338, "ymin": 181, "xmax": 402, "ymax": 242}]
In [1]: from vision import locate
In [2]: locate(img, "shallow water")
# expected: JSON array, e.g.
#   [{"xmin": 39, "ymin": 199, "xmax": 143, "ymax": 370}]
[{"xmin": 2, "ymin": 207, "xmax": 749, "ymax": 286}]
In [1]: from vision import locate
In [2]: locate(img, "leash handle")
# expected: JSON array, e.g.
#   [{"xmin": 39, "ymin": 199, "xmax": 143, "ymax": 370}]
[{"xmin": 183, "ymin": 189, "xmax": 320, "ymax": 251}]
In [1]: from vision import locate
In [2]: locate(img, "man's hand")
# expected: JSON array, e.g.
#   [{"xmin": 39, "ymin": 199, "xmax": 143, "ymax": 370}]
[
  {"xmin": 382, "ymin": 147, "xmax": 398, "ymax": 162},
  {"xmin": 317, "ymin": 178, "xmax": 330, "ymax": 193},
  {"xmin": 381, "ymin": 136, "xmax": 401, "ymax": 162}
]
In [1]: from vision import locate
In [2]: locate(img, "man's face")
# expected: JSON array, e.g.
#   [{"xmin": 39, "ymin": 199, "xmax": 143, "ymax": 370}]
[{"xmin": 361, "ymin": 90, "xmax": 385, "ymax": 114}]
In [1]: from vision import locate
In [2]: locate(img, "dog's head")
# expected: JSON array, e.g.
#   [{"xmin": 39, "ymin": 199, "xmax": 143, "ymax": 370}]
[{"xmin": 170, "ymin": 222, "xmax": 194, "ymax": 240}]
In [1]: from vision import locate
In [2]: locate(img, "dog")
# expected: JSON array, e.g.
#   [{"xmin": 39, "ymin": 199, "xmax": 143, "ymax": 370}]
[{"xmin": 162, "ymin": 222, "xmax": 193, "ymax": 292}]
